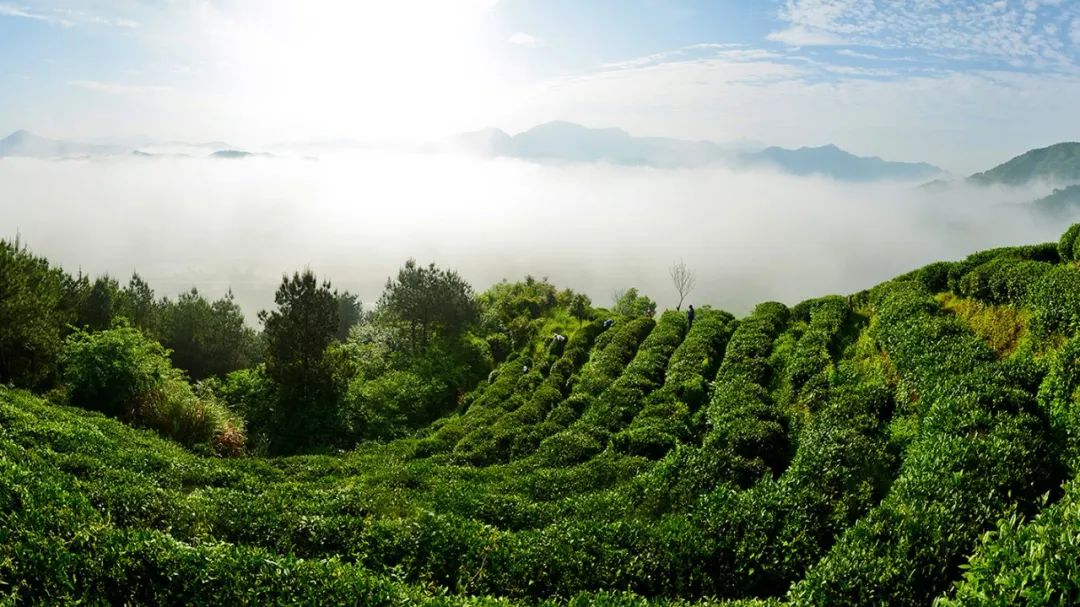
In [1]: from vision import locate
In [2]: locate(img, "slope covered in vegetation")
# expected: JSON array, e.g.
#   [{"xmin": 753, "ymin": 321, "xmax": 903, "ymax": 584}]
[
  {"xmin": 3, "ymin": 226, "xmax": 1080, "ymax": 605},
  {"xmin": 969, "ymin": 141, "xmax": 1080, "ymax": 185}
]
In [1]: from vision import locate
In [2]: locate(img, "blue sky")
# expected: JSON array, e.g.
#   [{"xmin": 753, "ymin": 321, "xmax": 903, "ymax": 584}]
[{"xmin": 2, "ymin": 0, "xmax": 1080, "ymax": 172}]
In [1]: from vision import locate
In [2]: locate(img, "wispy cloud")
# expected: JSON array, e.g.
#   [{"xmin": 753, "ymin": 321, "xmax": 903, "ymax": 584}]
[
  {"xmin": 68, "ymin": 80, "xmax": 170, "ymax": 95},
  {"xmin": 767, "ymin": 25, "xmax": 845, "ymax": 46},
  {"xmin": 769, "ymin": 0, "xmax": 1079, "ymax": 70},
  {"xmin": 0, "ymin": 3, "xmax": 138, "ymax": 28},
  {"xmin": 508, "ymin": 31, "xmax": 545, "ymax": 48}
]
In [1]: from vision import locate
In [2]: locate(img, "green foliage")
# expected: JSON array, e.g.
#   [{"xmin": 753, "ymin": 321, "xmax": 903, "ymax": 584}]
[
  {"xmin": 61, "ymin": 324, "xmax": 175, "ymax": 418},
  {"xmin": 938, "ymin": 486, "xmax": 1080, "ymax": 606},
  {"xmin": 788, "ymin": 280, "xmax": 1059, "ymax": 606},
  {"xmin": 0, "ymin": 238, "xmax": 72, "ymax": 388},
  {"xmin": 1060, "ymin": 222, "xmax": 1080, "ymax": 263},
  {"xmin": 1030, "ymin": 264, "xmax": 1080, "ymax": 337},
  {"xmin": 938, "ymin": 293, "xmax": 1029, "ymax": 358},
  {"xmin": 379, "ymin": 259, "xmax": 479, "ymax": 353},
  {"xmin": 955, "ymin": 257, "xmax": 1053, "ymax": 305},
  {"xmin": 1038, "ymin": 336, "xmax": 1080, "ymax": 467},
  {"xmin": 159, "ymin": 288, "xmax": 261, "ymax": 380},
  {"xmin": 479, "ymin": 276, "xmax": 559, "ymax": 347},
  {"xmin": 59, "ymin": 326, "xmax": 244, "ymax": 454},
  {"xmin": 258, "ymin": 270, "xmax": 341, "ymax": 454},
  {"xmin": 334, "ymin": 290, "xmax": 363, "ymax": 341},
  {"xmin": 79, "ymin": 275, "xmax": 123, "ymax": 331},
  {"xmin": 6, "ymin": 234, "xmax": 1080, "ymax": 605},
  {"xmin": 612, "ymin": 287, "xmax": 657, "ymax": 318}
]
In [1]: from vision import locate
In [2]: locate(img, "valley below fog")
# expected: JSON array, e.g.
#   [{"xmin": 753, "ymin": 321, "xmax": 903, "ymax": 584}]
[{"xmin": 1, "ymin": 151, "xmax": 1069, "ymax": 319}]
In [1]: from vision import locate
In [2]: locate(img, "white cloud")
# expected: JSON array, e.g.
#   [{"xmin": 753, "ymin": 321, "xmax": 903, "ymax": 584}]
[
  {"xmin": 766, "ymin": 25, "xmax": 845, "ymax": 46},
  {"xmin": 769, "ymin": 0, "xmax": 1078, "ymax": 68},
  {"xmin": 508, "ymin": 31, "xmax": 545, "ymax": 48},
  {"xmin": 68, "ymin": 80, "xmax": 171, "ymax": 95},
  {"xmin": 504, "ymin": 44, "xmax": 1080, "ymax": 174},
  {"xmin": 0, "ymin": 3, "xmax": 138, "ymax": 28},
  {"xmin": 0, "ymin": 3, "xmax": 70, "ymax": 25}
]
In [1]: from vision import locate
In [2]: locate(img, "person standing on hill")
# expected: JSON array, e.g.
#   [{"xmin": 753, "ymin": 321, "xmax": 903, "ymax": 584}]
[{"xmin": 687, "ymin": 304, "xmax": 695, "ymax": 329}]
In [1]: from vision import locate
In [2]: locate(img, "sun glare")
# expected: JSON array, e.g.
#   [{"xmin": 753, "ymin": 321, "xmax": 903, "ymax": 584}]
[{"xmin": 194, "ymin": 1, "xmax": 508, "ymax": 142}]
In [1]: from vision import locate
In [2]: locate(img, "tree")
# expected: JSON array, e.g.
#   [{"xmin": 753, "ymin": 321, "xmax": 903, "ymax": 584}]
[
  {"xmin": 159, "ymin": 288, "xmax": 259, "ymax": 380},
  {"xmin": 378, "ymin": 260, "xmax": 478, "ymax": 353},
  {"xmin": 478, "ymin": 276, "xmax": 558, "ymax": 348},
  {"xmin": 612, "ymin": 287, "xmax": 657, "ymax": 318},
  {"xmin": 258, "ymin": 270, "xmax": 340, "ymax": 453},
  {"xmin": 334, "ymin": 290, "xmax": 362, "ymax": 341},
  {"xmin": 119, "ymin": 272, "xmax": 159, "ymax": 334},
  {"xmin": 669, "ymin": 260, "xmax": 697, "ymax": 311},
  {"xmin": 568, "ymin": 292, "xmax": 592, "ymax": 326},
  {"xmin": 0, "ymin": 237, "xmax": 72, "ymax": 388},
  {"xmin": 79, "ymin": 275, "xmax": 122, "ymax": 330}
]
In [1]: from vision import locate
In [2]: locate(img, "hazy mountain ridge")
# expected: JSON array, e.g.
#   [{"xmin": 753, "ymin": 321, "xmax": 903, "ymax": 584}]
[
  {"xmin": 0, "ymin": 130, "xmax": 262, "ymax": 160},
  {"xmin": 454, "ymin": 121, "xmax": 945, "ymax": 181},
  {"xmin": 0, "ymin": 129, "xmax": 127, "ymax": 158},
  {"xmin": 1032, "ymin": 184, "xmax": 1080, "ymax": 215},
  {"xmin": 742, "ymin": 143, "xmax": 942, "ymax": 182}
]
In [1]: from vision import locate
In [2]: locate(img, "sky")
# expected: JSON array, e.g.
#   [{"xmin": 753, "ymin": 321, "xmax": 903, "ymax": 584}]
[{"xmin": 2, "ymin": 1, "xmax": 1080, "ymax": 172}]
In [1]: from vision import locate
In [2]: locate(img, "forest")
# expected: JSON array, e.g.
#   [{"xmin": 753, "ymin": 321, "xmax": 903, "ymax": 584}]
[{"xmin": 2, "ymin": 225, "xmax": 1080, "ymax": 605}]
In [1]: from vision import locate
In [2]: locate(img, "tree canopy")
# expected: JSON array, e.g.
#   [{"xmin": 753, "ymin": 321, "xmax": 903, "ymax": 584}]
[{"xmin": 378, "ymin": 259, "xmax": 478, "ymax": 353}]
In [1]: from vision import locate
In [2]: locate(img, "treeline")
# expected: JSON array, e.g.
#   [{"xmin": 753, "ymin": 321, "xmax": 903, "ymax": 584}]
[{"xmin": 0, "ymin": 239, "xmax": 616, "ymax": 455}]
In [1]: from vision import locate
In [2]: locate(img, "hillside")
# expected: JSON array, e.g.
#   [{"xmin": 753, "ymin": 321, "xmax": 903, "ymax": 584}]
[
  {"xmin": 455, "ymin": 122, "xmax": 942, "ymax": 181},
  {"xmin": 969, "ymin": 141, "xmax": 1080, "ymax": 185},
  {"xmin": 4, "ymin": 227, "xmax": 1080, "ymax": 604},
  {"xmin": 1033, "ymin": 184, "xmax": 1080, "ymax": 216}
]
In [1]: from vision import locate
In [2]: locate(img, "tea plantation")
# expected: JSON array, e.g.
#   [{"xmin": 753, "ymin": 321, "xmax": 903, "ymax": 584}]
[{"xmin": 4, "ymin": 226, "xmax": 1080, "ymax": 604}]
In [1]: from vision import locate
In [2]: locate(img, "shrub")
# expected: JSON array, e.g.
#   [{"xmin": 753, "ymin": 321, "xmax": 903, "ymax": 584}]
[
  {"xmin": 1038, "ymin": 336, "xmax": 1080, "ymax": 466},
  {"xmin": 60, "ymin": 325, "xmax": 245, "ymax": 455},
  {"xmin": 61, "ymin": 325, "xmax": 175, "ymax": 418},
  {"xmin": 1058, "ymin": 222, "xmax": 1080, "ymax": 262},
  {"xmin": 938, "ymin": 485, "xmax": 1080, "ymax": 606},
  {"xmin": 1030, "ymin": 265, "xmax": 1080, "ymax": 336}
]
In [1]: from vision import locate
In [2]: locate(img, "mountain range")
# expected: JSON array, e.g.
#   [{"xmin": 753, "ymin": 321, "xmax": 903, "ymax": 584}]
[
  {"xmin": 0, "ymin": 129, "xmax": 127, "ymax": 158},
  {"xmin": 0, "ymin": 130, "xmax": 253, "ymax": 160},
  {"xmin": 453, "ymin": 121, "xmax": 944, "ymax": 182},
  {"xmin": 6, "ymin": 125, "xmax": 1080, "ymax": 188}
]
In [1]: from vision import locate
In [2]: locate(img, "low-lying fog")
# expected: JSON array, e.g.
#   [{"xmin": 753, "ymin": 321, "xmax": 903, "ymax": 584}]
[{"xmin": 1, "ymin": 152, "xmax": 1073, "ymax": 321}]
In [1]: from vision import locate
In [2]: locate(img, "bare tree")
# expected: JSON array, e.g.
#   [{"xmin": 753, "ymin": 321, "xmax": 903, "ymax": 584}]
[{"xmin": 669, "ymin": 260, "xmax": 696, "ymax": 311}]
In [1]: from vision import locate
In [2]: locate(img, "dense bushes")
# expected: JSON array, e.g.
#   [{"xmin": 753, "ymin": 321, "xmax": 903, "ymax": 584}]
[
  {"xmin": 1038, "ymin": 336, "xmax": 1080, "ymax": 467},
  {"xmin": 788, "ymin": 279, "xmax": 1059, "ymax": 606},
  {"xmin": 60, "ymin": 326, "xmax": 245, "ymax": 455},
  {"xmin": 955, "ymin": 257, "xmax": 1053, "ymax": 305},
  {"xmin": 1030, "ymin": 264, "xmax": 1080, "ymax": 337},
  {"xmin": 938, "ymin": 483, "xmax": 1080, "ymax": 606},
  {"xmin": 5, "ymin": 226, "xmax": 1080, "ymax": 605},
  {"xmin": 698, "ymin": 302, "xmax": 791, "ymax": 485}
]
